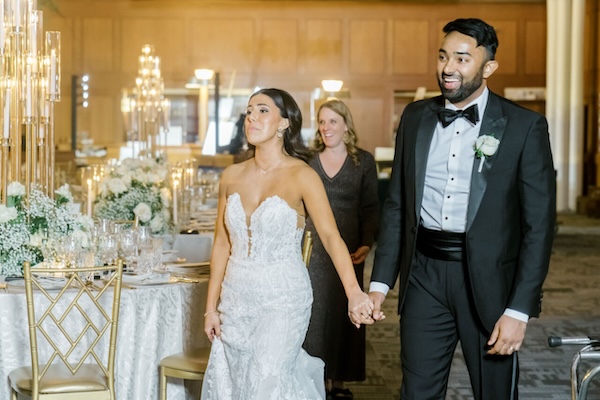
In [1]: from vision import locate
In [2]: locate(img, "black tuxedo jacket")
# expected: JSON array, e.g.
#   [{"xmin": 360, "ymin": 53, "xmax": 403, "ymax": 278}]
[{"xmin": 372, "ymin": 91, "xmax": 556, "ymax": 332}]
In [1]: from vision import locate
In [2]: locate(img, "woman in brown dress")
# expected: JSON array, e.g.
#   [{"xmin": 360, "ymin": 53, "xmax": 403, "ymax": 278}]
[{"xmin": 303, "ymin": 99, "xmax": 379, "ymax": 399}]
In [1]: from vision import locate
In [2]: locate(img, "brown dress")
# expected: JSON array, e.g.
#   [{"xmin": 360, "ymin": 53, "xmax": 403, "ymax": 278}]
[{"xmin": 303, "ymin": 148, "xmax": 379, "ymax": 382}]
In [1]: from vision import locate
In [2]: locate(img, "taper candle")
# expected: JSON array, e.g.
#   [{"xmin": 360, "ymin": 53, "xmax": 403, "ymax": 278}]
[
  {"xmin": 3, "ymin": 88, "xmax": 10, "ymax": 139},
  {"xmin": 173, "ymin": 179, "xmax": 179, "ymax": 225},
  {"xmin": 49, "ymin": 50, "xmax": 57, "ymax": 96},
  {"xmin": 86, "ymin": 179, "xmax": 93, "ymax": 217}
]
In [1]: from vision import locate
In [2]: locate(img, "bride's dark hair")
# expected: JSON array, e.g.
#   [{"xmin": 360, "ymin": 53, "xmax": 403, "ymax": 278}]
[{"xmin": 246, "ymin": 88, "xmax": 311, "ymax": 163}]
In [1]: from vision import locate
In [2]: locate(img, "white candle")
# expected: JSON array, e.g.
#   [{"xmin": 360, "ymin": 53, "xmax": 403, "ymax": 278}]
[
  {"xmin": 14, "ymin": 0, "xmax": 21, "ymax": 29},
  {"xmin": 25, "ymin": 64, "xmax": 32, "ymax": 117},
  {"xmin": 173, "ymin": 180, "xmax": 179, "ymax": 225},
  {"xmin": 87, "ymin": 179, "xmax": 94, "ymax": 217},
  {"xmin": 3, "ymin": 88, "xmax": 10, "ymax": 139},
  {"xmin": 0, "ymin": 4, "xmax": 4, "ymax": 51},
  {"xmin": 49, "ymin": 51, "xmax": 57, "ymax": 96}
]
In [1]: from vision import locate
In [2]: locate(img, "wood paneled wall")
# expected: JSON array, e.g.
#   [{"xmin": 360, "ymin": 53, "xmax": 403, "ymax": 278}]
[{"xmin": 43, "ymin": 0, "xmax": 546, "ymax": 154}]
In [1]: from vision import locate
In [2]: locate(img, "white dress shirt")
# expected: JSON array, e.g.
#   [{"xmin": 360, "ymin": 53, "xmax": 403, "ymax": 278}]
[{"xmin": 371, "ymin": 87, "xmax": 528, "ymax": 323}]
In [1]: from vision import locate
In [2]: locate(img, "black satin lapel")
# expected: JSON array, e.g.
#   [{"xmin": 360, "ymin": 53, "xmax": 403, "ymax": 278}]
[
  {"xmin": 414, "ymin": 102, "xmax": 441, "ymax": 219},
  {"xmin": 466, "ymin": 94, "xmax": 508, "ymax": 231}
]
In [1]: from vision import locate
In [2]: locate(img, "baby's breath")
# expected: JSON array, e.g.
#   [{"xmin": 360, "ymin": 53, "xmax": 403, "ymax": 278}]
[{"xmin": 0, "ymin": 184, "xmax": 89, "ymax": 276}]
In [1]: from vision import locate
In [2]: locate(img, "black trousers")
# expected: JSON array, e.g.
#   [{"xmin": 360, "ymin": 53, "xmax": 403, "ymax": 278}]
[{"xmin": 399, "ymin": 250, "xmax": 518, "ymax": 400}]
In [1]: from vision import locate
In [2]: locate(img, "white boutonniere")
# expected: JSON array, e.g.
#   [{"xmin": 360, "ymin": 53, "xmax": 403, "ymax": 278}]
[{"xmin": 473, "ymin": 134, "xmax": 500, "ymax": 173}]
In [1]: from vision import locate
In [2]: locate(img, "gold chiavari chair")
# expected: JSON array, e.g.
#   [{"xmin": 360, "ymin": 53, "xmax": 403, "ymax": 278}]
[
  {"xmin": 159, "ymin": 347, "xmax": 211, "ymax": 400},
  {"xmin": 158, "ymin": 230, "xmax": 314, "ymax": 399},
  {"xmin": 9, "ymin": 260, "xmax": 124, "ymax": 400}
]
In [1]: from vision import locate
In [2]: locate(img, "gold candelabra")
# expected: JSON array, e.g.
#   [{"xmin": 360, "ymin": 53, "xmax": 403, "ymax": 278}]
[
  {"xmin": 0, "ymin": 0, "xmax": 60, "ymax": 203},
  {"xmin": 121, "ymin": 44, "xmax": 170, "ymax": 159}
]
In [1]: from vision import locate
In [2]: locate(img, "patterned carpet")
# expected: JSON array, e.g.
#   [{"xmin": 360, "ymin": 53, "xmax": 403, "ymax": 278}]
[{"xmin": 346, "ymin": 213, "xmax": 600, "ymax": 399}]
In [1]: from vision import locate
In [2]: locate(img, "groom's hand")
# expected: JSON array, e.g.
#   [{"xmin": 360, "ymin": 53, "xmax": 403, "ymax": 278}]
[{"xmin": 368, "ymin": 291, "xmax": 386, "ymax": 321}]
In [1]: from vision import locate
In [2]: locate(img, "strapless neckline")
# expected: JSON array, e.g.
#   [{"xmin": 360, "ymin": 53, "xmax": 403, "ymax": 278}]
[{"xmin": 227, "ymin": 192, "xmax": 304, "ymax": 230}]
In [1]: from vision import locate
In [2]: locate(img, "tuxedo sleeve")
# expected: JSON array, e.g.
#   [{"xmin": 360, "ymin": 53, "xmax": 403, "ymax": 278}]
[
  {"xmin": 370, "ymin": 113, "xmax": 407, "ymax": 289},
  {"xmin": 509, "ymin": 114, "xmax": 556, "ymax": 318}
]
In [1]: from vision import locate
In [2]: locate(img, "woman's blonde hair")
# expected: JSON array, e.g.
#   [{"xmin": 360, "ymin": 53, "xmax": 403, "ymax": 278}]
[{"xmin": 312, "ymin": 99, "xmax": 360, "ymax": 165}]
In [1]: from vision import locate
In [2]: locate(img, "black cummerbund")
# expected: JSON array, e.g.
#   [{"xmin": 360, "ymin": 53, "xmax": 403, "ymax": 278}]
[{"xmin": 416, "ymin": 225, "xmax": 466, "ymax": 262}]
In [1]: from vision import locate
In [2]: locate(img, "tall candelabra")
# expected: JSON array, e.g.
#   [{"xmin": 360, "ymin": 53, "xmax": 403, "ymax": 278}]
[
  {"xmin": 122, "ymin": 44, "xmax": 170, "ymax": 159},
  {"xmin": 0, "ymin": 0, "xmax": 60, "ymax": 203}
]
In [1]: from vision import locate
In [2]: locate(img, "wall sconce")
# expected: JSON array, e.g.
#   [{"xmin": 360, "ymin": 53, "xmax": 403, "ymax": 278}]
[
  {"xmin": 321, "ymin": 79, "xmax": 344, "ymax": 98},
  {"xmin": 194, "ymin": 68, "xmax": 215, "ymax": 145}
]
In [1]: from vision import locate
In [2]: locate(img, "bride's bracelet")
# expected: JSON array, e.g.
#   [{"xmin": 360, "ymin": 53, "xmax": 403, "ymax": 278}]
[{"xmin": 204, "ymin": 310, "xmax": 219, "ymax": 317}]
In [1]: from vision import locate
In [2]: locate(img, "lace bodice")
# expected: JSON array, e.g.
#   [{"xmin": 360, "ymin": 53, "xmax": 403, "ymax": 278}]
[{"xmin": 225, "ymin": 193, "xmax": 304, "ymax": 263}]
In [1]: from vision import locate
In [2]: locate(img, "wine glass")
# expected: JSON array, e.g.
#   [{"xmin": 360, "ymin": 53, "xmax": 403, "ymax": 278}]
[
  {"xmin": 98, "ymin": 234, "xmax": 118, "ymax": 265},
  {"xmin": 119, "ymin": 229, "xmax": 138, "ymax": 270}
]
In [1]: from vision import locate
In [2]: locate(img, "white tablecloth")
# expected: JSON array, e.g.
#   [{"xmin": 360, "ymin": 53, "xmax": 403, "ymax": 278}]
[{"xmin": 0, "ymin": 279, "xmax": 209, "ymax": 400}]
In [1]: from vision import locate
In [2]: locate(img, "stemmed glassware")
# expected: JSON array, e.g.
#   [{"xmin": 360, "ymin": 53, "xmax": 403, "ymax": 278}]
[
  {"xmin": 98, "ymin": 234, "xmax": 118, "ymax": 265},
  {"xmin": 119, "ymin": 229, "xmax": 138, "ymax": 268}
]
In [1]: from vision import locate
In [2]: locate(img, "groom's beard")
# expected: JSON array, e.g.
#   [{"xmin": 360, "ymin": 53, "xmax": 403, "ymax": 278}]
[{"xmin": 437, "ymin": 64, "xmax": 485, "ymax": 104}]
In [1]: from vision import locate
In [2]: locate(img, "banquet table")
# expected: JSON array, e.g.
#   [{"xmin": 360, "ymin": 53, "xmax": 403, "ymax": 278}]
[{"xmin": 0, "ymin": 278, "xmax": 209, "ymax": 400}]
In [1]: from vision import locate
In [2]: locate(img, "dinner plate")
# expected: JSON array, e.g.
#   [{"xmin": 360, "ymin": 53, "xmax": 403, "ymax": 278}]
[
  {"xmin": 121, "ymin": 272, "xmax": 172, "ymax": 286},
  {"xmin": 165, "ymin": 261, "xmax": 210, "ymax": 268}
]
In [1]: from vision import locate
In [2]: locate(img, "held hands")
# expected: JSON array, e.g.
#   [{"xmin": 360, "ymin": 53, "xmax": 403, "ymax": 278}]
[
  {"xmin": 486, "ymin": 314, "xmax": 527, "ymax": 356},
  {"xmin": 368, "ymin": 291, "xmax": 387, "ymax": 322},
  {"xmin": 347, "ymin": 291, "xmax": 376, "ymax": 328}
]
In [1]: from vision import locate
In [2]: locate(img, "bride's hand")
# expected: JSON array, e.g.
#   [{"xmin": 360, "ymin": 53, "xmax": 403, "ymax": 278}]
[
  {"xmin": 347, "ymin": 291, "xmax": 375, "ymax": 328},
  {"xmin": 204, "ymin": 311, "xmax": 221, "ymax": 342}
]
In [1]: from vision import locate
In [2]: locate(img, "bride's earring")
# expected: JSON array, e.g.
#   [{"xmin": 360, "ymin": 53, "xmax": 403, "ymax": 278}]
[{"xmin": 277, "ymin": 128, "xmax": 283, "ymax": 138}]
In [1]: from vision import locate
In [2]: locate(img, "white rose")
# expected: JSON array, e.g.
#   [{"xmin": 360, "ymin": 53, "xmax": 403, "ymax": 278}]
[
  {"xmin": 7, "ymin": 182, "xmax": 26, "ymax": 197},
  {"xmin": 149, "ymin": 215, "xmax": 164, "ymax": 233},
  {"xmin": 136, "ymin": 172, "xmax": 149, "ymax": 184},
  {"xmin": 120, "ymin": 171, "xmax": 133, "ymax": 187},
  {"xmin": 76, "ymin": 214, "xmax": 95, "ymax": 229},
  {"xmin": 146, "ymin": 173, "xmax": 160, "ymax": 184},
  {"xmin": 474, "ymin": 134, "xmax": 500, "ymax": 173},
  {"xmin": 55, "ymin": 184, "xmax": 73, "ymax": 201},
  {"xmin": 72, "ymin": 229, "xmax": 90, "ymax": 249},
  {"xmin": 99, "ymin": 180, "xmax": 110, "ymax": 197},
  {"xmin": 107, "ymin": 178, "xmax": 128, "ymax": 196},
  {"xmin": 474, "ymin": 135, "xmax": 500, "ymax": 157},
  {"xmin": 0, "ymin": 205, "xmax": 18, "ymax": 223},
  {"xmin": 133, "ymin": 202, "xmax": 152, "ymax": 223}
]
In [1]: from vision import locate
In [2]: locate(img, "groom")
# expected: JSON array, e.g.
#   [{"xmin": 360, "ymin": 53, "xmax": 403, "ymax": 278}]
[{"xmin": 369, "ymin": 18, "xmax": 556, "ymax": 399}]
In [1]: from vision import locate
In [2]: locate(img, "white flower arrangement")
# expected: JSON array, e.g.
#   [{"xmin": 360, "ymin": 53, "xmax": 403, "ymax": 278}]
[
  {"xmin": 93, "ymin": 156, "xmax": 173, "ymax": 235},
  {"xmin": 0, "ymin": 182, "xmax": 94, "ymax": 277},
  {"xmin": 473, "ymin": 134, "xmax": 500, "ymax": 173}
]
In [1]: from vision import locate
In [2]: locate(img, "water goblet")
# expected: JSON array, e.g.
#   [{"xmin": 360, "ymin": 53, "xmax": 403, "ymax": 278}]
[
  {"xmin": 75, "ymin": 250, "xmax": 96, "ymax": 283},
  {"xmin": 137, "ymin": 248, "xmax": 153, "ymax": 275},
  {"xmin": 150, "ymin": 237, "xmax": 165, "ymax": 271},
  {"xmin": 97, "ymin": 219, "xmax": 115, "ymax": 234},
  {"xmin": 98, "ymin": 234, "xmax": 118, "ymax": 265},
  {"xmin": 119, "ymin": 230, "xmax": 138, "ymax": 270}
]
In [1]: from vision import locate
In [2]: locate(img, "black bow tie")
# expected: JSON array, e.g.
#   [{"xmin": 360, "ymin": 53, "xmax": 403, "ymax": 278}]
[{"xmin": 437, "ymin": 105, "xmax": 479, "ymax": 127}]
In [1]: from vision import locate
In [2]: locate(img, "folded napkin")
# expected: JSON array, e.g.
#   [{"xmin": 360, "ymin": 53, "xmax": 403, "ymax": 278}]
[{"xmin": 122, "ymin": 272, "xmax": 171, "ymax": 285}]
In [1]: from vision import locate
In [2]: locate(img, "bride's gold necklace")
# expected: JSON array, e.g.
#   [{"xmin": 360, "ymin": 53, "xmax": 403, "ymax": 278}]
[{"xmin": 255, "ymin": 158, "xmax": 282, "ymax": 175}]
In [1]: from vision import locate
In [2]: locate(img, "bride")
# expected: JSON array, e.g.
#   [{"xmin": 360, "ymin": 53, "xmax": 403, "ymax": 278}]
[{"xmin": 201, "ymin": 88, "xmax": 377, "ymax": 399}]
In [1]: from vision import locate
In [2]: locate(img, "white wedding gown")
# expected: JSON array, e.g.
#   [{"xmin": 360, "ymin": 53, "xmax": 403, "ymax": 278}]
[{"xmin": 201, "ymin": 193, "xmax": 326, "ymax": 400}]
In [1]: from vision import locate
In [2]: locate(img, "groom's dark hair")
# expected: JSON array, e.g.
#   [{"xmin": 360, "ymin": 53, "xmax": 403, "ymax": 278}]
[{"xmin": 443, "ymin": 18, "xmax": 499, "ymax": 61}]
